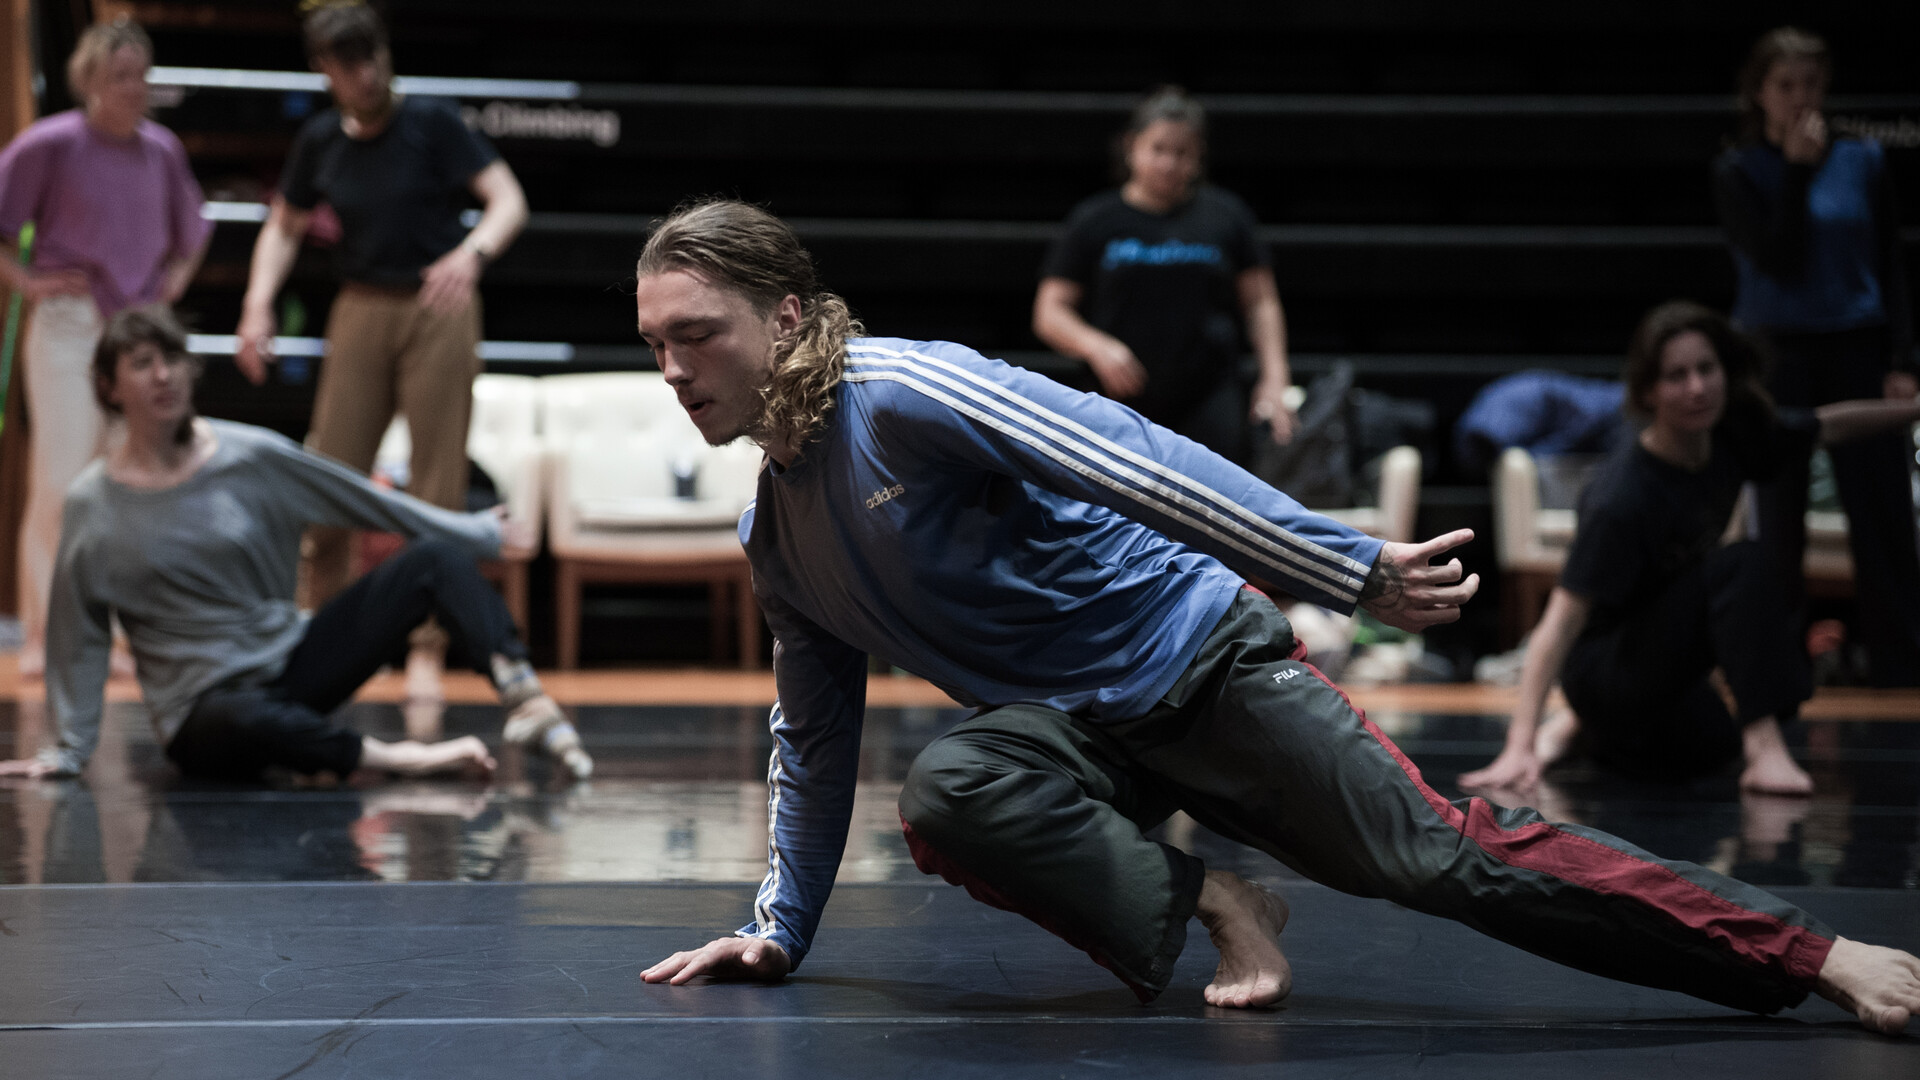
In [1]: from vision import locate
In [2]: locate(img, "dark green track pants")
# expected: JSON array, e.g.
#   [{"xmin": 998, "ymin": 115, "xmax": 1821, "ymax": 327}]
[{"xmin": 899, "ymin": 589, "xmax": 1835, "ymax": 1011}]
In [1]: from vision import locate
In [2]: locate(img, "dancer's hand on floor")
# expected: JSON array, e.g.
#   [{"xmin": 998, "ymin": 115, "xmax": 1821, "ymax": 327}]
[
  {"xmin": 1459, "ymin": 746, "xmax": 1541, "ymax": 793},
  {"xmin": 1359, "ymin": 528, "xmax": 1479, "ymax": 632},
  {"xmin": 643, "ymin": 937, "xmax": 792, "ymax": 985}
]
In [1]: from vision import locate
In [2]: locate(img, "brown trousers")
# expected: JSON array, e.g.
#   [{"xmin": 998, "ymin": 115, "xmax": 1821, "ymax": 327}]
[{"xmin": 300, "ymin": 283, "xmax": 482, "ymax": 607}]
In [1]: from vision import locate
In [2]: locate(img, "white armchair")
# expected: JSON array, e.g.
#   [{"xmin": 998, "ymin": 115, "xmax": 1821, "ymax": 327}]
[
  {"xmin": 1319, "ymin": 445, "xmax": 1422, "ymax": 544},
  {"xmin": 367, "ymin": 372, "xmax": 544, "ymax": 632},
  {"xmin": 1491, "ymin": 447, "xmax": 1579, "ymax": 646},
  {"xmin": 1802, "ymin": 510, "xmax": 1855, "ymax": 597},
  {"xmin": 468, "ymin": 373, "xmax": 545, "ymax": 630},
  {"xmin": 542, "ymin": 372, "xmax": 764, "ymax": 669}
]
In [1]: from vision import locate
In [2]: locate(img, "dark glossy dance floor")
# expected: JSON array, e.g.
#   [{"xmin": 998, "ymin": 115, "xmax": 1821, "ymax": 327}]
[{"xmin": 3, "ymin": 697, "xmax": 1918, "ymax": 1077}]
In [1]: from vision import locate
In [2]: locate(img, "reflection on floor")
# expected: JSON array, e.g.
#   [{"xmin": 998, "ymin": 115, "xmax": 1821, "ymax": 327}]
[
  {"xmin": 3, "ymin": 688, "xmax": 1916, "ymax": 891},
  {"xmin": 2, "ymin": 674, "xmax": 1917, "ymax": 1077}
]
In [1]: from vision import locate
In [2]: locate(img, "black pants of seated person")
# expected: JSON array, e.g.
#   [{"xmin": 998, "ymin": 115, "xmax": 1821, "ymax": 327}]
[
  {"xmin": 1559, "ymin": 541, "xmax": 1813, "ymax": 781},
  {"xmin": 167, "ymin": 541, "xmax": 524, "ymax": 780}
]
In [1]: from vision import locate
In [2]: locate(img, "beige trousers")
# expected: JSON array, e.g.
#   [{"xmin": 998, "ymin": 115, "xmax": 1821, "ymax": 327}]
[
  {"xmin": 15, "ymin": 295, "xmax": 107, "ymax": 649},
  {"xmin": 300, "ymin": 283, "xmax": 481, "ymax": 607}
]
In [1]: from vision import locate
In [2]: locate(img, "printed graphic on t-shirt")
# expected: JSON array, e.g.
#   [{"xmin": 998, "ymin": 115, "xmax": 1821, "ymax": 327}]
[{"xmin": 1101, "ymin": 238, "xmax": 1225, "ymax": 270}]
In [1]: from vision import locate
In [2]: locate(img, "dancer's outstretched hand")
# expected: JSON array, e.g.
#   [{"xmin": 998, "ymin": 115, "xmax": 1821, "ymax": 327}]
[
  {"xmin": 1359, "ymin": 528, "xmax": 1480, "ymax": 632},
  {"xmin": 643, "ymin": 937, "xmax": 791, "ymax": 986},
  {"xmin": 0, "ymin": 757, "xmax": 61, "ymax": 780}
]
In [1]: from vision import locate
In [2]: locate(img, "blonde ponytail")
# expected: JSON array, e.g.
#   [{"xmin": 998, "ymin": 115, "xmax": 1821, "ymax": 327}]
[{"xmin": 760, "ymin": 293, "xmax": 863, "ymax": 449}]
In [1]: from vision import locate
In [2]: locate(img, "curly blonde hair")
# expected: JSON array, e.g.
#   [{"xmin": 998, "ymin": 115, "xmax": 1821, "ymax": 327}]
[{"xmin": 636, "ymin": 199, "xmax": 863, "ymax": 449}]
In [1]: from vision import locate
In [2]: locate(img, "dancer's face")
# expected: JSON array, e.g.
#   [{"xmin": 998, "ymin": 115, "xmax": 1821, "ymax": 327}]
[
  {"xmin": 636, "ymin": 268, "xmax": 801, "ymax": 448},
  {"xmin": 1647, "ymin": 330, "xmax": 1726, "ymax": 437},
  {"xmin": 316, "ymin": 47, "xmax": 394, "ymax": 118},
  {"xmin": 1757, "ymin": 56, "xmax": 1826, "ymax": 136},
  {"xmin": 1125, "ymin": 119, "xmax": 1202, "ymax": 207},
  {"xmin": 108, "ymin": 342, "xmax": 198, "ymax": 427},
  {"xmin": 84, "ymin": 45, "xmax": 151, "ymax": 136}
]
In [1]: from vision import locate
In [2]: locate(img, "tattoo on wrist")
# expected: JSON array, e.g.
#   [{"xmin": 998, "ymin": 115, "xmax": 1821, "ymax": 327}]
[{"xmin": 1361, "ymin": 557, "xmax": 1403, "ymax": 604}]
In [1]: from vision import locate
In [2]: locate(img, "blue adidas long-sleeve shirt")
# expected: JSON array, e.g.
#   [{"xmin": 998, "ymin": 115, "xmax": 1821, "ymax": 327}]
[{"xmin": 735, "ymin": 338, "xmax": 1384, "ymax": 967}]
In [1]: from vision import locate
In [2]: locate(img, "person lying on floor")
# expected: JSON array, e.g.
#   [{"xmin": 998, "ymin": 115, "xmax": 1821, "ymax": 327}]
[
  {"xmin": 0, "ymin": 305, "xmax": 591, "ymax": 783},
  {"xmin": 1462, "ymin": 301, "xmax": 1920, "ymax": 797}
]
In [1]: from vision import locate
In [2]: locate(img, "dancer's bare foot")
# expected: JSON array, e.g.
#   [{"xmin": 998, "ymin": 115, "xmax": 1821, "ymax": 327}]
[
  {"xmin": 1532, "ymin": 705, "xmax": 1580, "ymax": 768},
  {"xmin": 1816, "ymin": 937, "xmax": 1920, "ymax": 1035},
  {"xmin": 1740, "ymin": 719, "xmax": 1813, "ymax": 796},
  {"xmin": 359, "ymin": 735, "xmax": 495, "ymax": 778},
  {"xmin": 1196, "ymin": 869, "xmax": 1292, "ymax": 1009}
]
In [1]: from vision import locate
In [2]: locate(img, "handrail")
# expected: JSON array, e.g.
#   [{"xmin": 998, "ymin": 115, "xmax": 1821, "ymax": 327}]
[{"xmin": 147, "ymin": 68, "xmax": 1920, "ymax": 117}]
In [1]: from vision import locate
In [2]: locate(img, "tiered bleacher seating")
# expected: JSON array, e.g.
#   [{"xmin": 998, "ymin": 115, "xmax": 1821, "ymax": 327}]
[{"xmin": 118, "ymin": 0, "xmax": 1919, "ymax": 656}]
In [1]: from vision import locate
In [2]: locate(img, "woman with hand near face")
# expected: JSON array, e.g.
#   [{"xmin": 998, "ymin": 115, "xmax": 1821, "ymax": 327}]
[
  {"xmin": 1034, "ymin": 86, "xmax": 1293, "ymax": 465},
  {"xmin": 1713, "ymin": 26, "xmax": 1920, "ymax": 687},
  {"xmin": 1462, "ymin": 303, "xmax": 1920, "ymax": 797},
  {"xmin": 0, "ymin": 19, "xmax": 211, "ymax": 677}
]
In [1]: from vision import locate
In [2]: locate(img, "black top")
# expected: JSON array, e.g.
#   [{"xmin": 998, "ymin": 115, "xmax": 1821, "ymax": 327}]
[
  {"xmin": 1040, "ymin": 185, "xmax": 1267, "ymax": 423},
  {"xmin": 1560, "ymin": 409, "xmax": 1817, "ymax": 634},
  {"xmin": 281, "ymin": 96, "xmax": 499, "ymax": 286}
]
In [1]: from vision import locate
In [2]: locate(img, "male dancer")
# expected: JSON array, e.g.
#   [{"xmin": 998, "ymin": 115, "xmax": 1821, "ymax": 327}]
[{"xmin": 637, "ymin": 199, "xmax": 1920, "ymax": 1033}]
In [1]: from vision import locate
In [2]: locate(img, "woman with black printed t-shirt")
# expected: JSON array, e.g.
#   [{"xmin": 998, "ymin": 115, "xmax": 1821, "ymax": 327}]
[{"xmin": 1034, "ymin": 87, "xmax": 1293, "ymax": 465}]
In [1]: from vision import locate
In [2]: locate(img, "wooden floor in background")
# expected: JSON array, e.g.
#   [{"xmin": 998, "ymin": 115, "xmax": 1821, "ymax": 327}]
[{"xmin": 1, "ymin": 654, "xmax": 1915, "ymax": 720}]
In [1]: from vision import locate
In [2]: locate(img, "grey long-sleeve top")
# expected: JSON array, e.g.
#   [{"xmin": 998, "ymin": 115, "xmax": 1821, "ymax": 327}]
[{"xmin": 38, "ymin": 420, "xmax": 501, "ymax": 776}]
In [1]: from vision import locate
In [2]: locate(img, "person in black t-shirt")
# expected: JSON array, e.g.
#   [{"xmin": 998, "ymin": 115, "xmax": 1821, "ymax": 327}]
[
  {"xmin": 1464, "ymin": 302, "xmax": 1920, "ymax": 796},
  {"xmin": 1034, "ymin": 87, "xmax": 1292, "ymax": 464},
  {"xmin": 232, "ymin": 2, "xmax": 528, "ymax": 631}
]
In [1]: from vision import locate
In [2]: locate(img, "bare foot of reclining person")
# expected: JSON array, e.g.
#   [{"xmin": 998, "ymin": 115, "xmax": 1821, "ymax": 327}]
[{"xmin": 1196, "ymin": 869, "xmax": 1292, "ymax": 1009}]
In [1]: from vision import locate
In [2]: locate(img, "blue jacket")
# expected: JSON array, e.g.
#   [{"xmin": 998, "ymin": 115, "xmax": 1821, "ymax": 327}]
[{"xmin": 734, "ymin": 338, "xmax": 1383, "ymax": 966}]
